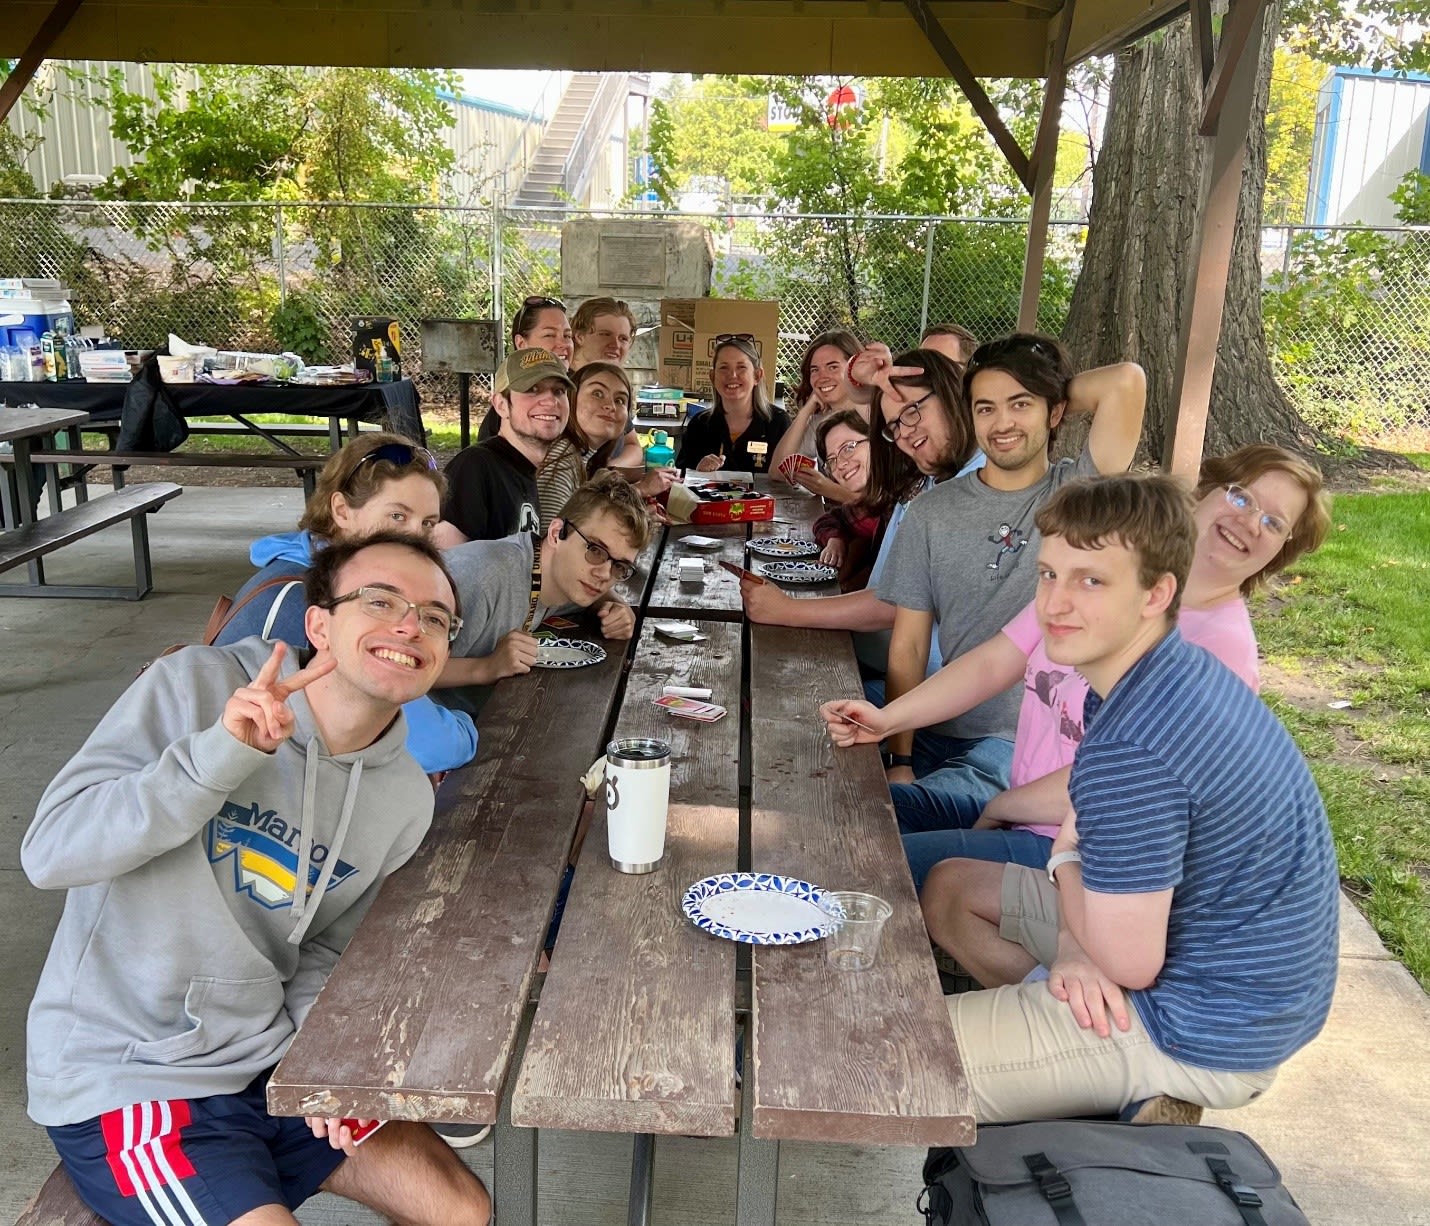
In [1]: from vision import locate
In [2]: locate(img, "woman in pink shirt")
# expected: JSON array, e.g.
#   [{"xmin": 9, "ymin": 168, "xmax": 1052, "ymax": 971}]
[{"xmin": 820, "ymin": 444, "xmax": 1332, "ymax": 890}]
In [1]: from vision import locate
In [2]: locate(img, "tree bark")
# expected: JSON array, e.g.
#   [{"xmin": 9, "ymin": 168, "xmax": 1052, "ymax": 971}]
[{"xmin": 1061, "ymin": 0, "xmax": 1322, "ymax": 462}]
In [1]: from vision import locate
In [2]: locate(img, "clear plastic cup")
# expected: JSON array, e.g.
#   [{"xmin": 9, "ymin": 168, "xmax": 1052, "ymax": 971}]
[{"xmin": 820, "ymin": 891, "xmax": 893, "ymax": 971}]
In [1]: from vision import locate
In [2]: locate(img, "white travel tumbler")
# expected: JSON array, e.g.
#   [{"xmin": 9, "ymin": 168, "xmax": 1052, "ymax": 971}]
[{"xmin": 605, "ymin": 738, "xmax": 673, "ymax": 874}]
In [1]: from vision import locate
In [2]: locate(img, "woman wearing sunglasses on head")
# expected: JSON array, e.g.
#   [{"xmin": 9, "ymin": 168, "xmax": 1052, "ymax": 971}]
[
  {"xmin": 675, "ymin": 334, "xmax": 791, "ymax": 473},
  {"xmin": 214, "ymin": 433, "xmax": 478, "ymax": 776}
]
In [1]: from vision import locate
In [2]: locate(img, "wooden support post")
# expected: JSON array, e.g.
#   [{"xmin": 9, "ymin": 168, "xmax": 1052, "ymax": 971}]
[
  {"xmin": 1200, "ymin": 0, "xmax": 1264, "ymax": 135},
  {"xmin": 1188, "ymin": 0, "xmax": 1215, "ymax": 86},
  {"xmin": 0, "ymin": 0, "xmax": 84, "ymax": 125},
  {"xmin": 902, "ymin": 0, "xmax": 1033, "ymax": 191},
  {"xmin": 1018, "ymin": 0, "xmax": 1076, "ymax": 331},
  {"xmin": 1163, "ymin": 0, "xmax": 1269, "ymax": 478}
]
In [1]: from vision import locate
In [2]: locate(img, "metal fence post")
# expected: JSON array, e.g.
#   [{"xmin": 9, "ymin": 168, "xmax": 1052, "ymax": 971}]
[
  {"xmin": 919, "ymin": 220, "xmax": 936, "ymax": 336},
  {"xmin": 492, "ymin": 203, "xmax": 505, "ymax": 363},
  {"xmin": 1281, "ymin": 225, "xmax": 1292, "ymax": 283},
  {"xmin": 274, "ymin": 204, "xmax": 286, "ymax": 307}
]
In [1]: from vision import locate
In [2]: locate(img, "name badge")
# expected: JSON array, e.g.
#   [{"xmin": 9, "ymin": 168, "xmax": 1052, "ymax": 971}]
[{"xmin": 747, "ymin": 441, "xmax": 769, "ymax": 456}]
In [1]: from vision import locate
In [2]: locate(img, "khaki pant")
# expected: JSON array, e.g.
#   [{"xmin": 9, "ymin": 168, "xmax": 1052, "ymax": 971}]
[{"xmin": 949, "ymin": 865, "xmax": 1278, "ymax": 1124}]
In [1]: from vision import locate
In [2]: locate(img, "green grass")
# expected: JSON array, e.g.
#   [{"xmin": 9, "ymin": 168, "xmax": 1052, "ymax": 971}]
[
  {"xmin": 1405, "ymin": 453, "xmax": 1430, "ymax": 472},
  {"xmin": 1252, "ymin": 490, "xmax": 1430, "ymax": 987}
]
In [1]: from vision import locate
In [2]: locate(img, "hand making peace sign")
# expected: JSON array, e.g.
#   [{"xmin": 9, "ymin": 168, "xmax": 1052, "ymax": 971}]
[{"xmin": 222, "ymin": 642, "xmax": 337, "ymax": 753}]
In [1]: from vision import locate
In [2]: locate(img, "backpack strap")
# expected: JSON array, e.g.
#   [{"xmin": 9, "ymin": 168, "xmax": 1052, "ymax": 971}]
[
  {"xmin": 1203, "ymin": 1156, "xmax": 1269, "ymax": 1226},
  {"xmin": 203, "ymin": 575, "xmax": 306, "ymax": 645},
  {"xmin": 1022, "ymin": 1153, "xmax": 1087, "ymax": 1226}
]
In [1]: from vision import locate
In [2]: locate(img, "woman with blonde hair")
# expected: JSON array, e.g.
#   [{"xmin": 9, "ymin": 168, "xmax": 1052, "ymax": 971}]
[{"xmin": 215, "ymin": 432, "xmax": 477, "ymax": 774}]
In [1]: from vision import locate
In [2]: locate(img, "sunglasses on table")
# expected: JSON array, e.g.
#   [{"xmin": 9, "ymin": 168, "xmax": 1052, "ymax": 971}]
[
  {"xmin": 323, "ymin": 586, "xmax": 463, "ymax": 642},
  {"xmin": 880, "ymin": 389, "xmax": 937, "ymax": 442},
  {"xmin": 352, "ymin": 442, "xmax": 439, "ymax": 473}
]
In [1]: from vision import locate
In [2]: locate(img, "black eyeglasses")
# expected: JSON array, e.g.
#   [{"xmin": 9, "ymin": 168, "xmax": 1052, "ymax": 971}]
[
  {"xmin": 352, "ymin": 442, "xmax": 439, "ymax": 474},
  {"xmin": 323, "ymin": 586, "xmax": 462, "ymax": 642},
  {"xmin": 565, "ymin": 520, "xmax": 637, "ymax": 583},
  {"xmin": 880, "ymin": 389, "xmax": 937, "ymax": 442}
]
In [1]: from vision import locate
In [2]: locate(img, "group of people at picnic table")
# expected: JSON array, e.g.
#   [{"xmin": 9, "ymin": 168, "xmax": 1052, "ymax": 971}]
[{"xmin": 19, "ymin": 292, "xmax": 1340, "ymax": 1226}]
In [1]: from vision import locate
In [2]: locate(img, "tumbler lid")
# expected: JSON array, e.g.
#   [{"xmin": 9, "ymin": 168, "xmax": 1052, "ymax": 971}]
[{"xmin": 606, "ymin": 737, "xmax": 672, "ymax": 767}]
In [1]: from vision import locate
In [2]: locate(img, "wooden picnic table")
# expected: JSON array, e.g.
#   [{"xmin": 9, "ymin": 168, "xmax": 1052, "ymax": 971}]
[{"xmin": 267, "ymin": 473, "xmax": 972, "ymax": 1226}]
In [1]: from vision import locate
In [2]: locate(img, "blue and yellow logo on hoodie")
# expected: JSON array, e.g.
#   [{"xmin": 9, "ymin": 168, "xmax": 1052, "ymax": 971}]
[{"xmin": 206, "ymin": 800, "xmax": 359, "ymax": 909}]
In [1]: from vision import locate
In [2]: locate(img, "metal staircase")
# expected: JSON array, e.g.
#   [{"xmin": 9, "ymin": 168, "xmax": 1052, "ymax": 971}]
[{"xmin": 513, "ymin": 73, "xmax": 634, "ymax": 208}]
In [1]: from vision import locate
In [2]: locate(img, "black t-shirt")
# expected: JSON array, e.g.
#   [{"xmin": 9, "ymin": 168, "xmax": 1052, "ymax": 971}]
[
  {"xmin": 442, "ymin": 436, "xmax": 541, "ymax": 541},
  {"xmin": 675, "ymin": 404, "xmax": 791, "ymax": 474}
]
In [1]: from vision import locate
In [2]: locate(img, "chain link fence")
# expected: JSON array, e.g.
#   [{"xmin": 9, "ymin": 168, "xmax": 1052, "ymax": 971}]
[{"xmin": 1, "ymin": 199, "xmax": 1425, "ymax": 440}]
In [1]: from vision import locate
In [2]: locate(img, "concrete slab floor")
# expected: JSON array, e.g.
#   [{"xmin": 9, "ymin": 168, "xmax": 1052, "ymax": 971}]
[{"xmin": 2, "ymin": 486, "xmax": 1428, "ymax": 1225}]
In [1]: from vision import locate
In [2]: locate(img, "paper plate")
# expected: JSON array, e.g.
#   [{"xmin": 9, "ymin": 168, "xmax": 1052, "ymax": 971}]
[
  {"xmin": 533, "ymin": 638, "xmax": 607, "ymax": 669},
  {"xmin": 747, "ymin": 536, "xmax": 821, "ymax": 559},
  {"xmin": 681, "ymin": 873, "xmax": 836, "ymax": 945},
  {"xmin": 760, "ymin": 560, "xmax": 839, "ymax": 585}
]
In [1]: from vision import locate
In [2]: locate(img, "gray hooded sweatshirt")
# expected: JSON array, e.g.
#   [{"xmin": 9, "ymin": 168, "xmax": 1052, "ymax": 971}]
[{"xmin": 22, "ymin": 637, "xmax": 433, "ymax": 1127}]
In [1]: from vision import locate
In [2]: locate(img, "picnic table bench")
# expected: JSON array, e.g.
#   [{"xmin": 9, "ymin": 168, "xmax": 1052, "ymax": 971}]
[{"xmin": 0, "ymin": 406, "xmax": 183, "ymax": 599}]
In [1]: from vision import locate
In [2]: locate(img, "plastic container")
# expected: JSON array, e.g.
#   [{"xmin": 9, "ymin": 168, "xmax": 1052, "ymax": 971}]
[{"xmin": 645, "ymin": 429, "xmax": 676, "ymax": 470}]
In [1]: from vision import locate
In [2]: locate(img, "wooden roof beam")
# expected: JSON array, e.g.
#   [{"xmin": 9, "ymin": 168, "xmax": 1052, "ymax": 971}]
[
  {"xmin": 0, "ymin": 0, "xmax": 84, "ymax": 125},
  {"xmin": 901, "ymin": 0, "xmax": 1034, "ymax": 191},
  {"xmin": 1200, "ymin": 0, "xmax": 1265, "ymax": 135}
]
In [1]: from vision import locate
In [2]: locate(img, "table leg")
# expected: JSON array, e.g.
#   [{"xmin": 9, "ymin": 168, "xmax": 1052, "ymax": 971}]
[
  {"xmin": 10, "ymin": 435, "xmax": 48, "ymax": 587},
  {"xmin": 494, "ymin": 1054, "xmax": 538, "ymax": 1226},
  {"xmin": 328, "ymin": 418, "xmax": 343, "ymax": 453},
  {"xmin": 459, "ymin": 373, "xmax": 472, "ymax": 450},
  {"xmin": 627, "ymin": 1134, "xmax": 655, "ymax": 1226},
  {"xmin": 735, "ymin": 1022, "xmax": 779, "ymax": 1226}
]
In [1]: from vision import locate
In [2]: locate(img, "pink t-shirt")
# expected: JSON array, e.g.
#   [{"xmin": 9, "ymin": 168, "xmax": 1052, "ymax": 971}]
[{"xmin": 1000, "ymin": 598, "xmax": 1260, "ymax": 839}]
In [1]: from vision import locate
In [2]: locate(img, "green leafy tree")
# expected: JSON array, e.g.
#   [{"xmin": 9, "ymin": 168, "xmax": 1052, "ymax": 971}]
[{"xmin": 1265, "ymin": 45, "xmax": 1321, "ymax": 224}]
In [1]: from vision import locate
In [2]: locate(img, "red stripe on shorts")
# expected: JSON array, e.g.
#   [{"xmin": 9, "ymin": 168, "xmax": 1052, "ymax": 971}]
[{"xmin": 99, "ymin": 1100, "xmax": 196, "ymax": 1196}]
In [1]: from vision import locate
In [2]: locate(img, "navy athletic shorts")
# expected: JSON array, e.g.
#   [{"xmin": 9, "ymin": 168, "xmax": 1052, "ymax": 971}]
[{"xmin": 46, "ymin": 1067, "xmax": 346, "ymax": 1226}]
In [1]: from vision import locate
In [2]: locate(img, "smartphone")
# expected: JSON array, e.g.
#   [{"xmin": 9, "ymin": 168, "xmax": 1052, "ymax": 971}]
[
  {"xmin": 340, "ymin": 1118, "xmax": 387, "ymax": 1146},
  {"xmin": 718, "ymin": 559, "xmax": 765, "ymax": 585}
]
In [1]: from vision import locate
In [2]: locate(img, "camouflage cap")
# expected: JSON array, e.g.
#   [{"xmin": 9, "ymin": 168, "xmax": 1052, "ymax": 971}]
[{"xmin": 494, "ymin": 347, "xmax": 575, "ymax": 395}]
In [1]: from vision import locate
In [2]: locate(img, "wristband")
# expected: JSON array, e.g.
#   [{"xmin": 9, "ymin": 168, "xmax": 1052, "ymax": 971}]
[
  {"xmin": 881, "ymin": 751, "xmax": 913, "ymax": 770},
  {"xmin": 1046, "ymin": 849, "xmax": 1082, "ymax": 885},
  {"xmin": 845, "ymin": 352, "xmax": 865, "ymax": 390}
]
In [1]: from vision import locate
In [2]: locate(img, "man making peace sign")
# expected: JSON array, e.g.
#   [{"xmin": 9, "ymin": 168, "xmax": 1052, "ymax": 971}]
[{"xmin": 21, "ymin": 533, "xmax": 491, "ymax": 1226}]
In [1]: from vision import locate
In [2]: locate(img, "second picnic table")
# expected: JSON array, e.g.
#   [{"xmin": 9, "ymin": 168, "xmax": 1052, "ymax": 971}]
[{"xmin": 267, "ymin": 474, "xmax": 972, "ymax": 1225}]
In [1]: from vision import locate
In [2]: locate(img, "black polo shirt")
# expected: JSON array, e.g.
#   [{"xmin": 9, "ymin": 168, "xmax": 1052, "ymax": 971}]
[
  {"xmin": 675, "ymin": 405, "xmax": 791, "ymax": 474},
  {"xmin": 442, "ymin": 436, "xmax": 541, "ymax": 541}
]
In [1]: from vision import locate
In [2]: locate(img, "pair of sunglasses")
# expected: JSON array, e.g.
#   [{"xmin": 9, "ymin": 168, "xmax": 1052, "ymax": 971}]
[
  {"xmin": 353, "ymin": 442, "xmax": 439, "ymax": 473},
  {"xmin": 523, "ymin": 295, "xmax": 566, "ymax": 312}
]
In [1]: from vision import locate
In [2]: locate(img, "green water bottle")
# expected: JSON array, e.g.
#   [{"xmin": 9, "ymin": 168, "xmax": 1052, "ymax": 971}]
[{"xmin": 645, "ymin": 429, "xmax": 675, "ymax": 470}]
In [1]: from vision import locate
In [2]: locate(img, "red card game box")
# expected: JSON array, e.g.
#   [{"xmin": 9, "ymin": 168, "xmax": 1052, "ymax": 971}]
[{"xmin": 684, "ymin": 479, "xmax": 774, "ymax": 525}]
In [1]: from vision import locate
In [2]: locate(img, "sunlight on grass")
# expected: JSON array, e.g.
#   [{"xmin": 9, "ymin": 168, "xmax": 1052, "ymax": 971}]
[{"xmin": 1253, "ymin": 490, "xmax": 1430, "ymax": 990}]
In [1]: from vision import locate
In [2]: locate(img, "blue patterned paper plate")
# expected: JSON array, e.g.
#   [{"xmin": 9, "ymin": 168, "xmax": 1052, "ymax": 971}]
[{"xmin": 681, "ymin": 872, "xmax": 838, "ymax": 945}]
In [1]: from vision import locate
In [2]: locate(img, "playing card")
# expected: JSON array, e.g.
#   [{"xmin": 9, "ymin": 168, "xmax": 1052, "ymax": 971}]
[
  {"xmin": 654, "ymin": 694, "xmax": 728, "ymax": 723},
  {"xmin": 541, "ymin": 615, "xmax": 579, "ymax": 630},
  {"xmin": 718, "ymin": 559, "xmax": 764, "ymax": 584}
]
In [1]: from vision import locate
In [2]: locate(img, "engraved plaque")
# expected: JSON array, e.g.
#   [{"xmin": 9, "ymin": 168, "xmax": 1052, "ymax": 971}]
[{"xmin": 598, "ymin": 235, "xmax": 667, "ymax": 289}]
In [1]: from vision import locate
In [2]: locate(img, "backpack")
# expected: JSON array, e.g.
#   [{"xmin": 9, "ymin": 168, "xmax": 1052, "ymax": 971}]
[
  {"xmin": 918, "ymin": 1120, "xmax": 1310, "ymax": 1226},
  {"xmin": 143, "ymin": 576, "xmax": 303, "ymax": 674}
]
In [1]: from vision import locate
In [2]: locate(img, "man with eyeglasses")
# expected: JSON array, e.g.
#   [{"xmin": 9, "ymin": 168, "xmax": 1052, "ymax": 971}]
[
  {"xmin": 435, "ymin": 348, "xmax": 574, "ymax": 548},
  {"xmin": 436, "ymin": 471, "xmax": 652, "ymax": 716},
  {"xmin": 22, "ymin": 532, "xmax": 495, "ymax": 1226},
  {"xmin": 875, "ymin": 334, "xmax": 1146, "ymax": 837}
]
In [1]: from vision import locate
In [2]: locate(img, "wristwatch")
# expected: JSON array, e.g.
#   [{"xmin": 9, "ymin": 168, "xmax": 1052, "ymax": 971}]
[
  {"xmin": 1046, "ymin": 850, "xmax": 1082, "ymax": 885},
  {"xmin": 881, "ymin": 751, "xmax": 914, "ymax": 771}
]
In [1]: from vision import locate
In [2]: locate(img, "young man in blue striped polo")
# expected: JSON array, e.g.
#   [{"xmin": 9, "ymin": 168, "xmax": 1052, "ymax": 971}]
[{"xmin": 929, "ymin": 473, "xmax": 1339, "ymax": 1123}]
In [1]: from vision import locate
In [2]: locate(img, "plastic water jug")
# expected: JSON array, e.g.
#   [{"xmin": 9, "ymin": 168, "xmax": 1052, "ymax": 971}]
[{"xmin": 644, "ymin": 429, "xmax": 675, "ymax": 470}]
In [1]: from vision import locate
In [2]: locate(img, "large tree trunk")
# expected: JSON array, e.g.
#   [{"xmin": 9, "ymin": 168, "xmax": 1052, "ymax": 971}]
[{"xmin": 1061, "ymin": 0, "xmax": 1321, "ymax": 462}]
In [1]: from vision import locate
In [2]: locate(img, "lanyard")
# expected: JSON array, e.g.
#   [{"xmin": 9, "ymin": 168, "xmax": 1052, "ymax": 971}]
[{"xmin": 522, "ymin": 536, "xmax": 546, "ymax": 632}]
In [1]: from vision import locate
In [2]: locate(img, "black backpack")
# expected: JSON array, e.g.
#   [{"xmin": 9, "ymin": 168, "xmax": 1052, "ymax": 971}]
[{"xmin": 918, "ymin": 1120, "xmax": 1310, "ymax": 1225}]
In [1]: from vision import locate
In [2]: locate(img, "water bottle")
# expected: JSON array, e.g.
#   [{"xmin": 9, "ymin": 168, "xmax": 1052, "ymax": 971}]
[
  {"xmin": 373, "ymin": 340, "xmax": 394, "ymax": 384},
  {"xmin": 644, "ymin": 429, "xmax": 675, "ymax": 470},
  {"xmin": 40, "ymin": 332, "xmax": 58, "ymax": 381}
]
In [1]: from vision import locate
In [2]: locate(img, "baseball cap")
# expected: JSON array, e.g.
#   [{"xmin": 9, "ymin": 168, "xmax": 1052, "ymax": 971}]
[{"xmin": 494, "ymin": 347, "xmax": 575, "ymax": 395}]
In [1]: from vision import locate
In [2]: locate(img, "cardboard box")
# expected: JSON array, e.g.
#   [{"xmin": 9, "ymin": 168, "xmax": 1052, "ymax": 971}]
[
  {"xmin": 658, "ymin": 299, "xmax": 779, "ymax": 399},
  {"xmin": 690, "ymin": 493, "xmax": 774, "ymax": 525}
]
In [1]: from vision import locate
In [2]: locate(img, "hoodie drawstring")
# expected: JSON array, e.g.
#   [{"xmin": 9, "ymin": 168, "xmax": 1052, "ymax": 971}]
[{"xmin": 287, "ymin": 739, "xmax": 363, "ymax": 945}]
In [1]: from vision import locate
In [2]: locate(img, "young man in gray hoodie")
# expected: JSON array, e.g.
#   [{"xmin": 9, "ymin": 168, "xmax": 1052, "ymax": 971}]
[{"xmin": 22, "ymin": 533, "xmax": 491, "ymax": 1226}]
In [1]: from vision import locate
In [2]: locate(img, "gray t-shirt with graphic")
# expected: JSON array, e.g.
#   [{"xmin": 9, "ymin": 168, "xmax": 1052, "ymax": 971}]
[
  {"xmin": 875, "ymin": 449, "xmax": 1098, "ymax": 741},
  {"xmin": 439, "ymin": 533, "xmax": 574, "ymax": 717}
]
